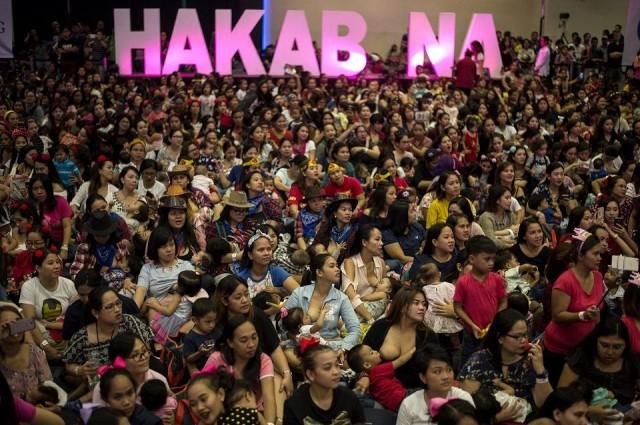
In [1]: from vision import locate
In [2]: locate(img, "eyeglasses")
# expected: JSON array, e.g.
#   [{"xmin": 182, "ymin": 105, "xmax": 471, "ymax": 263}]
[
  {"xmin": 505, "ymin": 333, "xmax": 528, "ymax": 342},
  {"xmin": 102, "ymin": 299, "xmax": 123, "ymax": 312},
  {"xmin": 129, "ymin": 348, "xmax": 150, "ymax": 361}
]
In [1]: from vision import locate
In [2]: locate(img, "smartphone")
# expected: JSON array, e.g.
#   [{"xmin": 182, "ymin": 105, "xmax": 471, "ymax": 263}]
[
  {"xmin": 614, "ymin": 217, "xmax": 625, "ymax": 227},
  {"xmin": 596, "ymin": 207, "xmax": 605, "ymax": 221},
  {"xmin": 9, "ymin": 318, "xmax": 35, "ymax": 335}
]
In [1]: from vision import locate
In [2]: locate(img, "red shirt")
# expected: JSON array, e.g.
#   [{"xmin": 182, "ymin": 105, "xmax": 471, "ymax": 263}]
[
  {"xmin": 464, "ymin": 131, "xmax": 479, "ymax": 163},
  {"xmin": 323, "ymin": 176, "xmax": 364, "ymax": 199},
  {"xmin": 622, "ymin": 315, "xmax": 640, "ymax": 354},
  {"xmin": 544, "ymin": 269, "xmax": 605, "ymax": 355},
  {"xmin": 393, "ymin": 176, "xmax": 409, "ymax": 190},
  {"xmin": 455, "ymin": 57, "xmax": 477, "ymax": 89},
  {"xmin": 287, "ymin": 184, "xmax": 304, "ymax": 207},
  {"xmin": 369, "ymin": 362, "xmax": 406, "ymax": 411},
  {"xmin": 453, "ymin": 272, "xmax": 506, "ymax": 331}
]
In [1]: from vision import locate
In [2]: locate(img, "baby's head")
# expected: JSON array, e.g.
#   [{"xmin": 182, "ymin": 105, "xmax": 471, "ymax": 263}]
[
  {"xmin": 224, "ymin": 380, "xmax": 257, "ymax": 410},
  {"xmin": 290, "ymin": 249, "xmax": 311, "ymax": 267},
  {"xmin": 252, "ymin": 290, "xmax": 282, "ymax": 317},
  {"xmin": 494, "ymin": 249, "xmax": 518, "ymax": 272},
  {"xmin": 507, "ymin": 292, "xmax": 530, "ymax": 317},
  {"xmin": 194, "ymin": 164, "xmax": 208, "ymax": 176},
  {"xmin": 281, "ymin": 307, "xmax": 305, "ymax": 335},
  {"xmin": 347, "ymin": 344, "xmax": 382, "ymax": 373},
  {"xmin": 263, "ymin": 176, "xmax": 275, "ymax": 193},
  {"xmin": 415, "ymin": 262, "xmax": 440, "ymax": 286},
  {"xmin": 28, "ymin": 384, "xmax": 60, "ymax": 406},
  {"xmin": 140, "ymin": 379, "xmax": 168, "ymax": 413},
  {"xmin": 527, "ymin": 193, "xmax": 548, "ymax": 212},
  {"xmin": 191, "ymin": 251, "xmax": 212, "ymax": 272}
]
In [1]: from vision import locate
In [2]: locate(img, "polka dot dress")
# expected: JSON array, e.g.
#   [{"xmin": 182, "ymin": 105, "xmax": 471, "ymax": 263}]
[{"xmin": 220, "ymin": 407, "xmax": 261, "ymax": 425}]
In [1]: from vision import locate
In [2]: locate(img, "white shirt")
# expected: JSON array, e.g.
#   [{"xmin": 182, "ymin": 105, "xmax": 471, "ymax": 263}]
[
  {"xmin": 19, "ymin": 276, "xmax": 77, "ymax": 321},
  {"xmin": 137, "ymin": 179, "xmax": 167, "ymax": 200},
  {"xmin": 396, "ymin": 387, "xmax": 475, "ymax": 425}
]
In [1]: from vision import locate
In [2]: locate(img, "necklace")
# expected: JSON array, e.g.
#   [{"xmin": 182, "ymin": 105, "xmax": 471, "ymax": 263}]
[{"xmin": 96, "ymin": 322, "xmax": 117, "ymax": 345}]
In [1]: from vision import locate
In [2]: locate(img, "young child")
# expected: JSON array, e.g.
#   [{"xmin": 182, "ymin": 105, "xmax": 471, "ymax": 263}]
[
  {"xmin": 453, "ymin": 236, "xmax": 507, "ymax": 363},
  {"xmin": 463, "ymin": 115, "xmax": 480, "ymax": 163},
  {"xmin": 53, "ymin": 144, "xmax": 80, "ymax": 194},
  {"xmin": 375, "ymin": 156, "xmax": 409, "ymax": 190},
  {"xmin": 527, "ymin": 193, "xmax": 561, "ymax": 227},
  {"xmin": 183, "ymin": 298, "xmax": 221, "ymax": 374},
  {"xmin": 6, "ymin": 201, "xmax": 37, "ymax": 255},
  {"xmin": 347, "ymin": 344, "xmax": 415, "ymax": 411},
  {"xmin": 494, "ymin": 249, "xmax": 541, "ymax": 296},
  {"xmin": 526, "ymin": 138, "xmax": 550, "ymax": 182},
  {"xmin": 146, "ymin": 270, "xmax": 209, "ymax": 346},
  {"xmin": 263, "ymin": 175, "xmax": 284, "ymax": 209},
  {"xmin": 415, "ymin": 262, "xmax": 463, "ymax": 340},
  {"xmin": 280, "ymin": 306, "xmax": 329, "ymax": 373},
  {"xmin": 139, "ymin": 379, "xmax": 178, "ymax": 420},
  {"xmin": 191, "ymin": 164, "xmax": 218, "ymax": 199},
  {"xmin": 294, "ymin": 187, "xmax": 325, "ymax": 250},
  {"xmin": 221, "ymin": 380, "xmax": 265, "ymax": 425}
]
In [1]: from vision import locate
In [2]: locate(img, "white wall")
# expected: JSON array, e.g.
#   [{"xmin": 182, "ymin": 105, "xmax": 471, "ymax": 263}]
[{"xmin": 543, "ymin": 0, "xmax": 627, "ymax": 40}]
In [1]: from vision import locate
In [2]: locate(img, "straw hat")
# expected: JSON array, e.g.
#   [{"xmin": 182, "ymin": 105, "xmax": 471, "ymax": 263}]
[
  {"xmin": 168, "ymin": 164, "xmax": 192, "ymax": 178},
  {"xmin": 222, "ymin": 191, "xmax": 252, "ymax": 209}
]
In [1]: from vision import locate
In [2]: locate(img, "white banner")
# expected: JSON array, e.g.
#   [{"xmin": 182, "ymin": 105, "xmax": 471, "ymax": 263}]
[
  {"xmin": 624, "ymin": 0, "xmax": 640, "ymax": 66},
  {"xmin": 0, "ymin": 0, "xmax": 12, "ymax": 58}
]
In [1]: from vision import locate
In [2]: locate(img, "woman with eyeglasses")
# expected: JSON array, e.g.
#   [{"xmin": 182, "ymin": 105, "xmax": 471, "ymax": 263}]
[
  {"xmin": 63, "ymin": 287, "xmax": 154, "ymax": 383},
  {"xmin": 459, "ymin": 309, "xmax": 552, "ymax": 412},
  {"xmin": 92, "ymin": 333, "xmax": 176, "ymax": 413}
]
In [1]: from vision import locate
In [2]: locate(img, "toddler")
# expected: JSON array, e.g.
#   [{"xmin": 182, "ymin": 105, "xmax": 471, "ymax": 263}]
[
  {"xmin": 53, "ymin": 144, "xmax": 80, "ymax": 192},
  {"xmin": 526, "ymin": 139, "xmax": 550, "ymax": 182},
  {"xmin": 494, "ymin": 249, "xmax": 540, "ymax": 296},
  {"xmin": 221, "ymin": 380, "xmax": 263, "ymax": 425},
  {"xmin": 294, "ymin": 187, "xmax": 325, "ymax": 250},
  {"xmin": 280, "ymin": 306, "xmax": 329, "ymax": 372},
  {"xmin": 527, "ymin": 193, "xmax": 560, "ymax": 227},
  {"xmin": 415, "ymin": 262, "xmax": 462, "ymax": 338},
  {"xmin": 140, "ymin": 379, "xmax": 178, "ymax": 421},
  {"xmin": 183, "ymin": 298, "xmax": 221, "ymax": 374},
  {"xmin": 191, "ymin": 164, "xmax": 218, "ymax": 198},
  {"xmin": 348, "ymin": 344, "xmax": 415, "ymax": 411},
  {"xmin": 146, "ymin": 270, "xmax": 208, "ymax": 346}
]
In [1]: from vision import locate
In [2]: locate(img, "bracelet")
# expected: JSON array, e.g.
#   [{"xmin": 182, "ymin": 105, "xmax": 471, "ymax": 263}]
[
  {"xmin": 61, "ymin": 245, "xmax": 69, "ymax": 250},
  {"xmin": 578, "ymin": 311, "xmax": 586, "ymax": 321},
  {"xmin": 535, "ymin": 377, "xmax": 549, "ymax": 384},
  {"xmin": 231, "ymin": 252, "xmax": 237, "ymax": 262},
  {"xmin": 282, "ymin": 369, "xmax": 292, "ymax": 376}
]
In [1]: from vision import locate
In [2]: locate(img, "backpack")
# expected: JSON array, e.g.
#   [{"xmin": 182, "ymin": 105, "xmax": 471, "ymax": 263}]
[{"xmin": 159, "ymin": 337, "xmax": 189, "ymax": 392}]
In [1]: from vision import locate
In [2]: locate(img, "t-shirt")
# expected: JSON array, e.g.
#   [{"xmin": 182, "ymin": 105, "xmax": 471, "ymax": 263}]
[
  {"xmin": 275, "ymin": 167, "xmax": 295, "ymax": 191},
  {"xmin": 323, "ymin": 176, "xmax": 364, "ymax": 200},
  {"xmin": 287, "ymin": 184, "xmax": 305, "ymax": 208},
  {"xmin": 41, "ymin": 196, "xmax": 73, "ymax": 244},
  {"xmin": 137, "ymin": 260, "xmax": 194, "ymax": 301},
  {"xmin": 283, "ymin": 384, "xmax": 366, "ymax": 425},
  {"xmin": 236, "ymin": 265, "xmax": 290, "ymax": 298},
  {"xmin": 543, "ymin": 269, "xmax": 605, "ymax": 355},
  {"xmin": 369, "ymin": 361, "xmax": 406, "ymax": 411},
  {"xmin": 453, "ymin": 272, "xmax": 506, "ymax": 331},
  {"xmin": 622, "ymin": 316, "xmax": 640, "ymax": 354},
  {"xmin": 396, "ymin": 387, "xmax": 475, "ymax": 425},
  {"xmin": 183, "ymin": 328, "xmax": 223, "ymax": 370},
  {"xmin": 19, "ymin": 276, "xmax": 77, "ymax": 321},
  {"xmin": 382, "ymin": 223, "xmax": 426, "ymax": 258}
]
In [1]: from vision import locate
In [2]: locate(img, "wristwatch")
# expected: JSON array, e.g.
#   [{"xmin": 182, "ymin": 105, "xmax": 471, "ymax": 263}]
[{"xmin": 40, "ymin": 339, "xmax": 50, "ymax": 348}]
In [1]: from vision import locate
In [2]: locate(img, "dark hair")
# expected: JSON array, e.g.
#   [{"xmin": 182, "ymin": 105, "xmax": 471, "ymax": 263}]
[
  {"xmin": 539, "ymin": 385, "xmax": 591, "ymax": 421},
  {"xmin": 309, "ymin": 253, "xmax": 333, "ymax": 283},
  {"xmin": 87, "ymin": 407, "xmax": 127, "ymax": 425},
  {"xmin": 507, "ymin": 292, "xmax": 530, "ymax": 316},
  {"xmin": 347, "ymin": 344, "xmax": 368, "ymax": 373},
  {"xmin": 494, "ymin": 249, "xmax": 515, "ymax": 271},
  {"xmin": 485, "ymin": 184, "xmax": 510, "ymax": 213},
  {"xmin": 433, "ymin": 399, "xmax": 478, "ymax": 425},
  {"xmin": 224, "ymin": 379, "xmax": 255, "ymax": 410},
  {"xmin": 517, "ymin": 216, "xmax": 544, "ymax": 244},
  {"xmin": 581, "ymin": 316, "xmax": 636, "ymax": 368},
  {"xmin": 220, "ymin": 316, "xmax": 261, "ymax": 387},
  {"xmin": 472, "ymin": 388, "xmax": 501, "ymax": 425},
  {"xmin": 281, "ymin": 307, "xmax": 304, "ymax": 334},
  {"xmin": 347, "ymin": 224, "xmax": 381, "ymax": 257},
  {"xmin": 140, "ymin": 158, "xmax": 160, "ymax": 173},
  {"xmin": 32, "ymin": 246, "xmax": 59, "ymax": 268},
  {"xmin": 177, "ymin": 270, "xmax": 202, "ymax": 297},
  {"xmin": 118, "ymin": 165, "xmax": 139, "ymax": 189},
  {"xmin": 415, "ymin": 344, "xmax": 452, "ymax": 379},
  {"xmin": 367, "ymin": 181, "xmax": 394, "ymax": 219},
  {"xmin": 108, "ymin": 332, "xmax": 142, "ymax": 361},
  {"xmin": 74, "ymin": 268, "xmax": 106, "ymax": 290},
  {"xmin": 240, "ymin": 230, "xmax": 272, "ymax": 269},
  {"xmin": 301, "ymin": 344, "xmax": 335, "ymax": 381},
  {"xmin": 99, "ymin": 368, "xmax": 136, "ymax": 402},
  {"xmin": 187, "ymin": 367, "xmax": 234, "ymax": 394},
  {"xmin": 385, "ymin": 199, "xmax": 411, "ymax": 236},
  {"xmin": 485, "ymin": 309, "xmax": 527, "ymax": 367},
  {"xmin": 241, "ymin": 170, "xmax": 264, "ymax": 194},
  {"xmin": 527, "ymin": 193, "xmax": 546, "ymax": 211},
  {"xmin": 466, "ymin": 235, "xmax": 498, "ymax": 256},
  {"xmin": 85, "ymin": 193, "xmax": 108, "ymax": 215},
  {"xmin": 206, "ymin": 238, "xmax": 232, "ymax": 265},
  {"xmin": 146, "ymin": 226, "xmax": 175, "ymax": 262},
  {"xmin": 435, "ymin": 171, "xmax": 461, "ymax": 200},
  {"xmin": 157, "ymin": 208, "xmax": 198, "ymax": 253},
  {"xmin": 385, "ymin": 287, "xmax": 425, "ymax": 326},
  {"xmin": 86, "ymin": 287, "xmax": 119, "ymax": 324},
  {"xmin": 29, "ymin": 174, "xmax": 56, "ymax": 211},
  {"xmin": 192, "ymin": 298, "xmax": 216, "ymax": 318},
  {"xmin": 89, "ymin": 158, "xmax": 114, "ymax": 196},
  {"xmin": 140, "ymin": 379, "xmax": 167, "ymax": 412},
  {"xmin": 448, "ymin": 196, "xmax": 475, "ymax": 223},
  {"xmin": 571, "ymin": 226, "xmax": 602, "ymax": 262},
  {"xmin": 213, "ymin": 275, "xmax": 251, "ymax": 327},
  {"xmin": 425, "ymin": 223, "xmax": 451, "ymax": 255},
  {"xmin": 0, "ymin": 370, "xmax": 18, "ymax": 424}
]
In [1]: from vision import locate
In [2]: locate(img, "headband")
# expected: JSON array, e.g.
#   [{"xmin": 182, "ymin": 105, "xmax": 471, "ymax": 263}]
[
  {"xmin": 299, "ymin": 335, "xmax": 321, "ymax": 355},
  {"xmin": 572, "ymin": 227, "xmax": 592, "ymax": 253},
  {"xmin": 247, "ymin": 229, "xmax": 272, "ymax": 248},
  {"xmin": 374, "ymin": 172, "xmax": 391, "ymax": 182},
  {"xmin": 243, "ymin": 157, "xmax": 260, "ymax": 167},
  {"xmin": 327, "ymin": 162, "xmax": 343, "ymax": 173},
  {"xmin": 301, "ymin": 159, "xmax": 318, "ymax": 171},
  {"xmin": 97, "ymin": 356, "xmax": 127, "ymax": 376},
  {"xmin": 429, "ymin": 397, "xmax": 459, "ymax": 417}
]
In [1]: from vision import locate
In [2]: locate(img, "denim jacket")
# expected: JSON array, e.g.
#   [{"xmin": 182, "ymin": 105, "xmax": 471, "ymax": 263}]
[{"xmin": 284, "ymin": 284, "xmax": 361, "ymax": 350}]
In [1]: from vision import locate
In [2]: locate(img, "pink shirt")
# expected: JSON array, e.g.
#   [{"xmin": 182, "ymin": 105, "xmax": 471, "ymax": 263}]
[
  {"xmin": 544, "ymin": 269, "xmax": 605, "ymax": 355},
  {"xmin": 622, "ymin": 316, "xmax": 640, "ymax": 354},
  {"xmin": 41, "ymin": 196, "xmax": 72, "ymax": 245},
  {"xmin": 14, "ymin": 397, "xmax": 36, "ymax": 423},
  {"xmin": 453, "ymin": 272, "xmax": 506, "ymax": 331},
  {"xmin": 204, "ymin": 351, "xmax": 274, "ymax": 410}
]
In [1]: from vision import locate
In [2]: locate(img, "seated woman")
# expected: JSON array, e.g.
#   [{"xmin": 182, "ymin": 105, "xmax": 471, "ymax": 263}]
[
  {"xmin": 313, "ymin": 196, "xmax": 359, "ymax": 264},
  {"xmin": 284, "ymin": 254, "xmax": 360, "ymax": 352},
  {"xmin": 558, "ymin": 317, "xmax": 640, "ymax": 409},
  {"xmin": 459, "ymin": 309, "xmax": 552, "ymax": 410},
  {"xmin": 511, "ymin": 217, "xmax": 551, "ymax": 271},
  {"xmin": 157, "ymin": 192, "xmax": 202, "ymax": 260},
  {"xmin": 341, "ymin": 224, "xmax": 391, "ymax": 324},
  {"xmin": 478, "ymin": 184, "xmax": 519, "ymax": 249},
  {"xmin": 242, "ymin": 171, "xmax": 282, "ymax": 228},
  {"xmin": 234, "ymin": 229, "xmax": 299, "ymax": 297},
  {"xmin": 0, "ymin": 302, "xmax": 53, "ymax": 401},
  {"xmin": 19, "ymin": 247, "xmax": 77, "ymax": 360},
  {"xmin": 560, "ymin": 207, "xmax": 594, "ymax": 244},
  {"xmin": 408, "ymin": 223, "xmax": 460, "ymax": 283},
  {"xmin": 397, "ymin": 345, "xmax": 475, "ymax": 425},
  {"xmin": 205, "ymin": 190, "xmax": 254, "ymax": 264},
  {"xmin": 92, "ymin": 333, "xmax": 175, "ymax": 413},
  {"xmin": 95, "ymin": 368, "xmax": 162, "ymax": 425},
  {"xmin": 382, "ymin": 199, "xmax": 426, "ymax": 273},
  {"xmin": 360, "ymin": 181, "xmax": 397, "ymax": 228},
  {"xmin": 535, "ymin": 384, "xmax": 592, "ymax": 425},
  {"xmin": 203, "ymin": 316, "xmax": 276, "ymax": 424},
  {"xmin": 361, "ymin": 287, "xmax": 439, "ymax": 390},
  {"xmin": 63, "ymin": 287, "xmax": 154, "ymax": 380},
  {"xmin": 426, "ymin": 170, "xmax": 462, "ymax": 227},
  {"xmin": 284, "ymin": 344, "xmax": 365, "ymax": 424},
  {"xmin": 447, "ymin": 196, "xmax": 484, "ymax": 237}
]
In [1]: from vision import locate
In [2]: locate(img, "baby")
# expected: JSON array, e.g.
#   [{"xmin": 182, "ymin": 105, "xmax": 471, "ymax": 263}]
[
  {"xmin": 140, "ymin": 379, "xmax": 177, "ymax": 420},
  {"xmin": 494, "ymin": 249, "xmax": 540, "ymax": 296},
  {"xmin": 415, "ymin": 263, "xmax": 462, "ymax": 342},
  {"xmin": 191, "ymin": 164, "xmax": 218, "ymax": 199},
  {"xmin": 280, "ymin": 306, "xmax": 329, "ymax": 373},
  {"xmin": 221, "ymin": 380, "xmax": 264, "ymax": 425}
]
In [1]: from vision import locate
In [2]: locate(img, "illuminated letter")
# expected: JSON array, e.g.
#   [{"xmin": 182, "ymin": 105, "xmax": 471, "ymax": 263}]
[
  {"xmin": 321, "ymin": 11, "xmax": 367, "ymax": 77},
  {"xmin": 215, "ymin": 9, "xmax": 265, "ymax": 75},
  {"xmin": 162, "ymin": 9, "xmax": 212, "ymax": 75},
  {"xmin": 114, "ymin": 9, "xmax": 161, "ymax": 76},
  {"xmin": 459, "ymin": 14, "xmax": 503, "ymax": 77},
  {"xmin": 270, "ymin": 10, "xmax": 319, "ymax": 75},
  {"xmin": 407, "ymin": 12, "xmax": 455, "ymax": 78}
]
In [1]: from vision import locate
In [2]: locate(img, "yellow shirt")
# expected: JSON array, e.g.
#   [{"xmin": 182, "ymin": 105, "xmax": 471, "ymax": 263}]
[{"xmin": 426, "ymin": 198, "xmax": 450, "ymax": 227}]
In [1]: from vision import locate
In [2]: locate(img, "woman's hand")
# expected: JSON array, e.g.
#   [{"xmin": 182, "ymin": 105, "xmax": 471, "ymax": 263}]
[
  {"xmin": 279, "ymin": 372, "xmax": 293, "ymax": 397},
  {"xmin": 79, "ymin": 360, "xmax": 98, "ymax": 377},
  {"xmin": 612, "ymin": 224, "xmax": 628, "ymax": 237},
  {"xmin": 145, "ymin": 297, "xmax": 161, "ymax": 310},
  {"xmin": 588, "ymin": 405, "xmax": 622, "ymax": 423},
  {"xmin": 527, "ymin": 342, "xmax": 545, "ymax": 374},
  {"xmin": 495, "ymin": 400, "xmax": 524, "ymax": 423},
  {"xmin": 44, "ymin": 345, "xmax": 62, "ymax": 361},
  {"xmin": 431, "ymin": 300, "xmax": 457, "ymax": 318},
  {"xmin": 584, "ymin": 305, "xmax": 600, "ymax": 322},
  {"xmin": 123, "ymin": 278, "xmax": 137, "ymax": 293},
  {"xmin": 493, "ymin": 378, "xmax": 516, "ymax": 396},
  {"xmin": 59, "ymin": 248, "xmax": 68, "ymax": 261},
  {"xmin": 353, "ymin": 376, "xmax": 370, "ymax": 394},
  {"xmin": 162, "ymin": 411, "xmax": 175, "ymax": 425}
]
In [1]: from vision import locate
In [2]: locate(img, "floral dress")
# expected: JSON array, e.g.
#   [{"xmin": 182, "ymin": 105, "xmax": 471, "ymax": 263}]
[{"xmin": 0, "ymin": 343, "xmax": 52, "ymax": 400}]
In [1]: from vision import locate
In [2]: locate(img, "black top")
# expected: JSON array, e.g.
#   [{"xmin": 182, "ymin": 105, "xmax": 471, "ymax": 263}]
[
  {"xmin": 407, "ymin": 252, "xmax": 461, "ymax": 283},
  {"xmin": 362, "ymin": 318, "xmax": 441, "ymax": 389},
  {"xmin": 129, "ymin": 405, "xmax": 163, "ymax": 425},
  {"xmin": 510, "ymin": 244, "xmax": 551, "ymax": 272},
  {"xmin": 62, "ymin": 295, "xmax": 139, "ymax": 340},
  {"xmin": 283, "ymin": 383, "xmax": 366, "ymax": 425}
]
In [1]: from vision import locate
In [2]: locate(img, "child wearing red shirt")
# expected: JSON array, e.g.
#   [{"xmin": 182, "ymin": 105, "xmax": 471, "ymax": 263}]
[
  {"xmin": 463, "ymin": 116, "xmax": 480, "ymax": 164},
  {"xmin": 454, "ymin": 235, "xmax": 507, "ymax": 363}
]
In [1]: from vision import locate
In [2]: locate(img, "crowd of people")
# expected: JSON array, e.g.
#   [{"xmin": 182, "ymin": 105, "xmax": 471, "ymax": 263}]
[{"xmin": 1, "ymin": 16, "xmax": 640, "ymax": 425}]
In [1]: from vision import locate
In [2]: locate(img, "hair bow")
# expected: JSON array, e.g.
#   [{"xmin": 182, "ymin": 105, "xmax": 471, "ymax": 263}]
[
  {"xmin": 30, "ymin": 152, "xmax": 39, "ymax": 161},
  {"xmin": 97, "ymin": 155, "xmax": 108, "ymax": 163},
  {"xmin": 97, "ymin": 356, "xmax": 127, "ymax": 376},
  {"xmin": 509, "ymin": 145, "xmax": 517, "ymax": 154},
  {"xmin": 23, "ymin": 223, "xmax": 33, "ymax": 233},
  {"xmin": 572, "ymin": 227, "xmax": 592, "ymax": 253},
  {"xmin": 327, "ymin": 162, "xmax": 343, "ymax": 174},
  {"xmin": 399, "ymin": 190, "xmax": 410, "ymax": 199},
  {"xmin": 11, "ymin": 127, "xmax": 29, "ymax": 139},
  {"xmin": 39, "ymin": 153, "xmax": 50, "ymax": 162},
  {"xmin": 480, "ymin": 155, "xmax": 496, "ymax": 164},
  {"xmin": 242, "ymin": 157, "xmax": 260, "ymax": 167},
  {"xmin": 179, "ymin": 159, "xmax": 194, "ymax": 167},
  {"xmin": 299, "ymin": 335, "xmax": 321, "ymax": 355},
  {"xmin": 49, "ymin": 245, "xmax": 58, "ymax": 254},
  {"xmin": 192, "ymin": 363, "xmax": 218, "ymax": 378},
  {"xmin": 280, "ymin": 307, "xmax": 289, "ymax": 318},
  {"xmin": 429, "ymin": 397, "xmax": 458, "ymax": 417},
  {"xmin": 629, "ymin": 272, "xmax": 640, "ymax": 287},
  {"xmin": 40, "ymin": 225, "xmax": 49, "ymax": 234},
  {"xmin": 248, "ymin": 229, "xmax": 272, "ymax": 248},
  {"xmin": 19, "ymin": 203, "xmax": 29, "ymax": 212},
  {"xmin": 33, "ymin": 249, "xmax": 44, "ymax": 259},
  {"xmin": 374, "ymin": 172, "xmax": 391, "ymax": 182}
]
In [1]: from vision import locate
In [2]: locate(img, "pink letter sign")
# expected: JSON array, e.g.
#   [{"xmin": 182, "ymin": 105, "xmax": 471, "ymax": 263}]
[
  {"xmin": 215, "ymin": 9, "xmax": 266, "ymax": 75},
  {"xmin": 270, "ymin": 10, "xmax": 319, "ymax": 75},
  {"xmin": 407, "ymin": 12, "xmax": 455, "ymax": 78},
  {"xmin": 114, "ymin": 9, "xmax": 161, "ymax": 75},
  {"xmin": 162, "ymin": 9, "xmax": 212, "ymax": 74},
  {"xmin": 321, "ymin": 11, "xmax": 367, "ymax": 77},
  {"xmin": 459, "ymin": 13, "xmax": 503, "ymax": 77}
]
